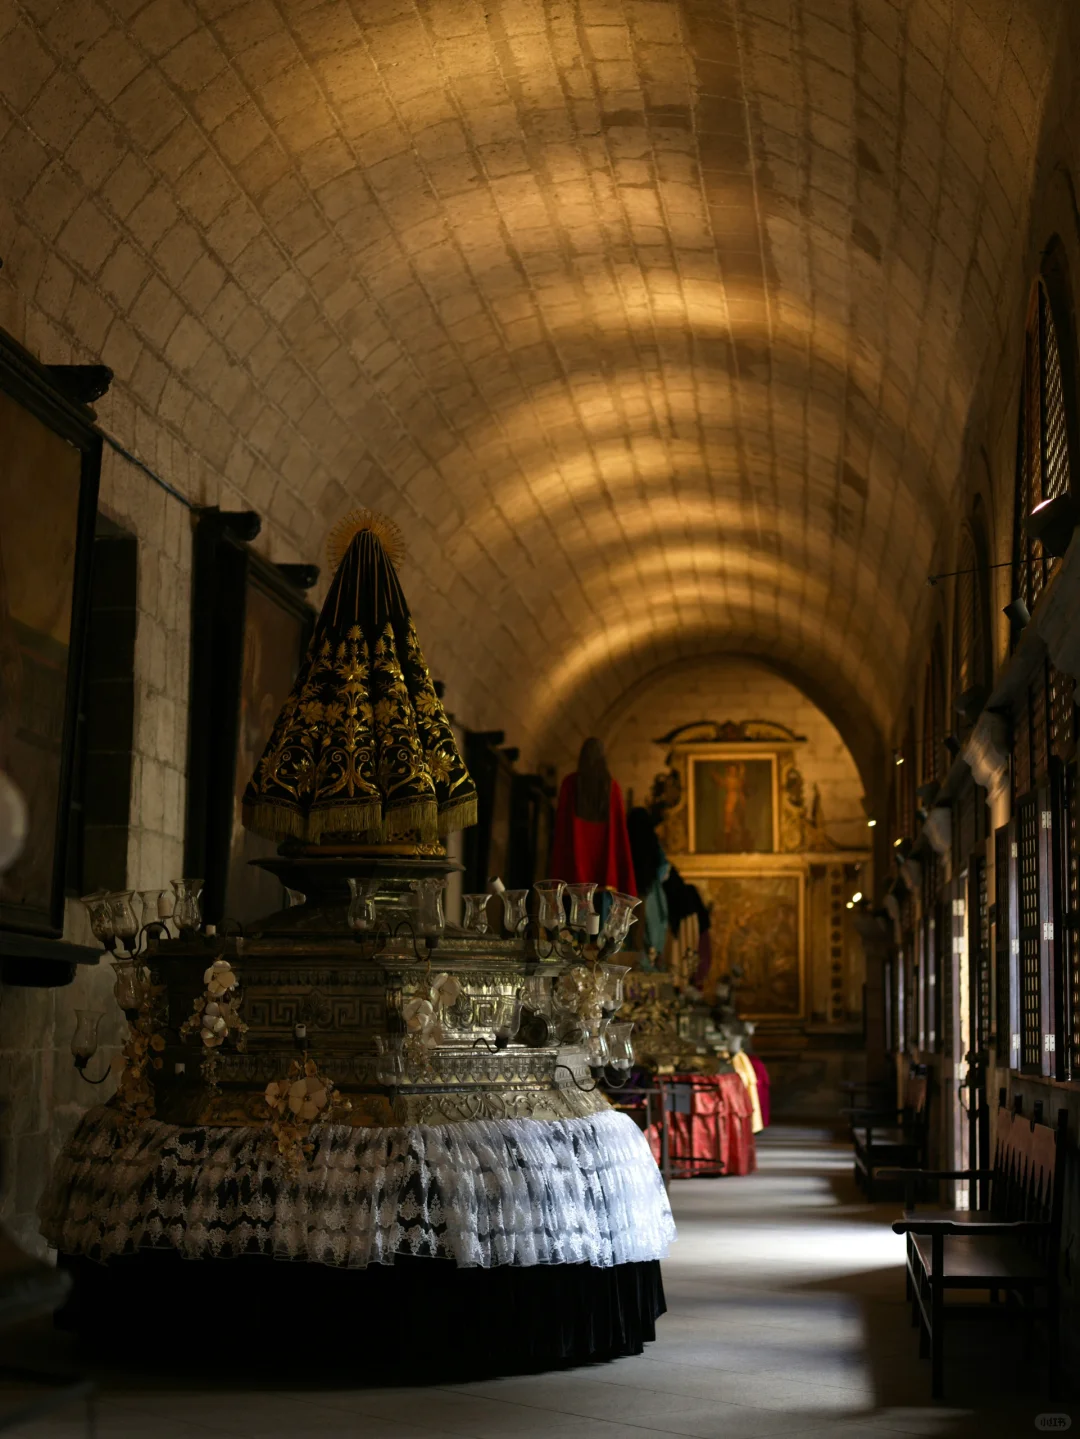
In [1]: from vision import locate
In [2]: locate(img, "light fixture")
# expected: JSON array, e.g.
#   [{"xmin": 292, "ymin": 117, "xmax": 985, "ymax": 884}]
[
  {"xmin": 867, "ymin": 818, "xmax": 877, "ymax": 828},
  {"xmin": 845, "ymin": 901, "xmax": 854, "ymax": 910},
  {"xmin": 1024, "ymin": 493, "xmax": 1080, "ymax": 558},
  {"xmin": 893, "ymin": 837, "xmax": 903, "ymax": 848},
  {"xmin": 893, "ymin": 749, "xmax": 904, "ymax": 766},
  {"xmin": 1003, "ymin": 597, "xmax": 1031, "ymax": 630},
  {"xmin": 852, "ymin": 891, "xmax": 863, "ymax": 903}
]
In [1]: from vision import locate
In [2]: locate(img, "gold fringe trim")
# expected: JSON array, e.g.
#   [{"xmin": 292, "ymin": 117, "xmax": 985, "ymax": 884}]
[
  {"xmin": 327, "ymin": 508, "xmax": 406, "ymax": 572},
  {"xmin": 306, "ymin": 800, "xmax": 384, "ymax": 842},
  {"xmin": 381, "ymin": 798, "xmax": 438, "ymax": 843},
  {"xmin": 438, "ymin": 794, "xmax": 478, "ymax": 835},
  {"xmin": 241, "ymin": 799, "xmax": 309, "ymax": 843}
]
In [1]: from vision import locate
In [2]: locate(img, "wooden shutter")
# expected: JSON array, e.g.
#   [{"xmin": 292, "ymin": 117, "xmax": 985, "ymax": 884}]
[
  {"xmin": 1018, "ymin": 795, "xmax": 1042, "ymax": 1072},
  {"xmin": 1062, "ymin": 761, "xmax": 1080, "ymax": 1081}
]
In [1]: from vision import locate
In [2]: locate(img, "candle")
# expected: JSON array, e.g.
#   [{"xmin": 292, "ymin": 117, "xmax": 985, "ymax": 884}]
[
  {"xmin": 489, "ymin": 877, "xmax": 506, "ymax": 895},
  {"xmin": 587, "ymin": 914, "xmax": 601, "ymax": 935},
  {"xmin": 204, "ymin": 923, "xmax": 217, "ymax": 936}
]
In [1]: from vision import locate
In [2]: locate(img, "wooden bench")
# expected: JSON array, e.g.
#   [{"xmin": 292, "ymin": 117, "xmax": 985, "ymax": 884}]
[
  {"xmin": 845, "ymin": 1066, "xmax": 930, "ymax": 1201},
  {"xmin": 886, "ymin": 1101, "xmax": 1067, "ymax": 1400}
]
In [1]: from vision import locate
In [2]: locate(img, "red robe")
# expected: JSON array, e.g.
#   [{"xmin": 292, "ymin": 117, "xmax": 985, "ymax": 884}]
[{"xmin": 550, "ymin": 774, "xmax": 637, "ymax": 894}]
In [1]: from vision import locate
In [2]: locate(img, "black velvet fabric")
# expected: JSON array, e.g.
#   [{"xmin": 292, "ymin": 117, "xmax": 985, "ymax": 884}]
[
  {"xmin": 57, "ymin": 1252, "xmax": 666, "ymax": 1381},
  {"xmin": 627, "ymin": 806, "xmax": 664, "ymax": 897},
  {"xmin": 662, "ymin": 866, "xmax": 710, "ymax": 935}
]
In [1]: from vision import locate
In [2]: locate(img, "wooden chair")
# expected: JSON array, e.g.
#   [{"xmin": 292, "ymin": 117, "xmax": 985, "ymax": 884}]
[
  {"xmin": 885, "ymin": 1101, "xmax": 1067, "ymax": 1400},
  {"xmin": 846, "ymin": 1065, "xmax": 930, "ymax": 1201}
]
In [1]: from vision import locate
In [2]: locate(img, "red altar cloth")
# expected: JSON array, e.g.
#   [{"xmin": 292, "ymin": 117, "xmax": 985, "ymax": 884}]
[{"xmin": 648, "ymin": 1072, "xmax": 757, "ymax": 1178}]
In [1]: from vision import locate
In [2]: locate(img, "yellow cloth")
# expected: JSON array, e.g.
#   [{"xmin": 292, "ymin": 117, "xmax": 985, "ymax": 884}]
[{"xmin": 732, "ymin": 1050, "xmax": 764, "ymax": 1133}]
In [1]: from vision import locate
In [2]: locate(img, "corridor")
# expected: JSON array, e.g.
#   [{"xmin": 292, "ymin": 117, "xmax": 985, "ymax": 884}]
[{"xmin": 16, "ymin": 1126, "xmax": 1061, "ymax": 1439}]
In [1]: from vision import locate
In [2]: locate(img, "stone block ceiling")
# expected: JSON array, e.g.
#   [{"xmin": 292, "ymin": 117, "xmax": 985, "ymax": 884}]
[{"xmin": 0, "ymin": 0, "xmax": 1064, "ymax": 774}]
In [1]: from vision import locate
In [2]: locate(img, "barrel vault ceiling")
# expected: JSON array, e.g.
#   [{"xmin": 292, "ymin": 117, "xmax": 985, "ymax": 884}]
[{"xmin": 0, "ymin": 0, "xmax": 1065, "ymax": 777}]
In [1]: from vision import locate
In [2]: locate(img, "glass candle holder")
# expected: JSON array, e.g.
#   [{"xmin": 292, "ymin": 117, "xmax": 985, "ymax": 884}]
[
  {"xmin": 411, "ymin": 877, "xmax": 447, "ymax": 936},
  {"xmin": 600, "ymin": 963, "xmax": 632, "ymax": 1015},
  {"xmin": 500, "ymin": 888, "xmax": 529, "ymax": 935},
  {"xmin": 461, "ymin": 893, "xmax": 490, "ymax": 935},
  {"xmin": 70, "ymin": 1009, "xmax": 104, "ymax": 1063},
  {"xmin": 586, "ymin": 1023, "xmax": 610, "ymax": 1073},
  {"xmin": 598, "ymin": 889, "xmax": 641, "ymax": 950},
  {"xmin": 347, "ymin": 877, "xmax": 380, "ymax": 932},
  {"xmin": 533, "ymin": 880, "xmax": 566, "ymax": 931},
  {"xmin": 111, "ymin": 959, "xmax": 143, "ymax": 1012},
  {"xmin": 565, "ymin": 882, "xmax": 598, "ymax": 932},
  {"xmin": 518, "ymin": 974, "xmax": 554, "ymax": 1046},
  {"xmin": 605, "ymin": 1020, "xmax": 634, "ymax": 1072},
  {"xmin": 493, "ymin": 992, "xmax": 523, "ymax": 1048},
  {"xmin": 107, "ymin": 891, "xmax": 140, "ymax": 948},
  {"xmin": 80, "ymin": 891, "xmax": 114, "ymax": 945},
  {"xmin": 171, "ymin": 878, "xmax": 204, "ymax": 933},
  {"xmin": 138, "ymin": 891, "xmax": 167, "ymax": 928}
]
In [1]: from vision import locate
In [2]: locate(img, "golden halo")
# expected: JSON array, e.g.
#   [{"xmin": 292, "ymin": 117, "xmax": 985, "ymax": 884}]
[{"xmin": 326, "ymin": 509, "xmax": 406, "ymax": 573}]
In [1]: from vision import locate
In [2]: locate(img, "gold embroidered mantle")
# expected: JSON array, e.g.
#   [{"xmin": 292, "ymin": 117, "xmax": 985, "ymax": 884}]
[{"xmin": 242, "ymin": 520, "xmax": 476, "ymax": 843}]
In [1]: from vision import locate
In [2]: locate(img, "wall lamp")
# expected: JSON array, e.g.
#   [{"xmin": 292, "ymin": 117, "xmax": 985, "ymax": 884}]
[
  {"xmin": 1003, "ymin": 597, "xmax": 1031, "ymax": 631},
  {"xmin": 893, "ymin": 748, "xmax": 904, "ymax": 766},
  {"xmin": 1024, "ymin": 493, "xmax": 1080, "ymax": 558}
]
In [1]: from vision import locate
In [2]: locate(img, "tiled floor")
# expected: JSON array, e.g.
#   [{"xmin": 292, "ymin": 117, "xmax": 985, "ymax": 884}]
[{"xmin": 5, "ymin": 1126, "xmax": 1072, "ymax": 1438}]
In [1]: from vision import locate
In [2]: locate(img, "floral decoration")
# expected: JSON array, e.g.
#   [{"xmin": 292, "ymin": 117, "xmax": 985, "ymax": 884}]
[
  {"xmin": 111, "ymin": 968, "xmax": 167, "ymax": 1138},
  {"xmin": 263, "ymin": 1058, "xmax": 350, "ymax": 1173},
  {"xmin": 555, "ymin": 965, "xmax": 606, "ymax": 1025},
  {"xmin": 179, "ymin": 958, "xmax": 248, "ymax": 1086}
]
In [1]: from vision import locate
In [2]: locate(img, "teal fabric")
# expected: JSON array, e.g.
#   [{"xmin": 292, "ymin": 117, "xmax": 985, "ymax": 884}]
[{"xmin": 641, "ymin": 852, "xmax": 671, "ymax": 964}]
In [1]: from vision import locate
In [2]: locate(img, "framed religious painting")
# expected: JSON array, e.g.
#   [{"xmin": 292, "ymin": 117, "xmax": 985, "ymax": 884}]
[
  {"xmin": 185, "ymin": 510, "xmax": 316, "ymax": 927},
  {"xmin": 0, "ymin": 333, "xmax": 104, "ymax": 940},
  {"xmin": 694, "ymin": 870, "xmax": 806, "ymax": 1018},
  {"xmin": 688, "ymin": 748, "xmax": 779, "ymax": 854}
]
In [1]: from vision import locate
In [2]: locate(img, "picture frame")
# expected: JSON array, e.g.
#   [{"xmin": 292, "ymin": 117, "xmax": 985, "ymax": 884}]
[
  {"xmin": 688, "ymin": 747, "xmax": 779, "ymax": 854},
  {"xmin": 185, "ymin": 509, "xmax": 315, "ymax": 927},
  {"xmin": 0, "ymin": 332, "xmax": 104, "ymax": 940},
  {"xmin": 691, "ymin": 868, "xmax": 806, "ymax": 1019}
]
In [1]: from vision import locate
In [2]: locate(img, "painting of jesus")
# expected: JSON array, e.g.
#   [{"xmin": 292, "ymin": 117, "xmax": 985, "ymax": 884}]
[{"xmin": 691, "ymin": 757, "xmax": 775, "ymax": 853}]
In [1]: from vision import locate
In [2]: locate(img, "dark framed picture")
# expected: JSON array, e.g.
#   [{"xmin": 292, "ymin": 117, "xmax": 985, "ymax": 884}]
[
  {"xmin": 463, "ymin": 732, "xmax": 516, "ymax": 891},
  {"xmin": 0, "ymin": 333, "xmax": 103, "ymax": 938},
  {"xmin": 185, "ymin": 510, "xmax": 315, "ymax": 927},
  {"xmin": 509, "ymin": 772, "xmax": 555, "ymax": 889}
]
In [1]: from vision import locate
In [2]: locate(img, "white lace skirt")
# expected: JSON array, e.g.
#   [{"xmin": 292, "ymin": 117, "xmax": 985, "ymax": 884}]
[{"xmin": 40, "ymin": 1107, "xmax": 676, "ymax": 1270}]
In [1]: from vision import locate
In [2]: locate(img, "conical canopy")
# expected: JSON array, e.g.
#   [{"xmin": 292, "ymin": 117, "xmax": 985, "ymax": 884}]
[{"xmin": 241, "ymin": 512, "xmax": 476, "ymax": 845}]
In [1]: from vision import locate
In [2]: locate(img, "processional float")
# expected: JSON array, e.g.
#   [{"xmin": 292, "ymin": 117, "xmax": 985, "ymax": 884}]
[{"xmin": 42, "ymin": 513, "xmax": 674, "ymax": 1375}]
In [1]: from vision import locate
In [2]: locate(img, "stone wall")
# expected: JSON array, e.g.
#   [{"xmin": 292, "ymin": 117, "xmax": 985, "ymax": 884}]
[
  {"xmin": 0, "ymin": 283, "xmax": 192, "ymax": 1250},
  {"xmin": 601, "ymin": 655, "xmax": 868, "ymax": 851}
]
